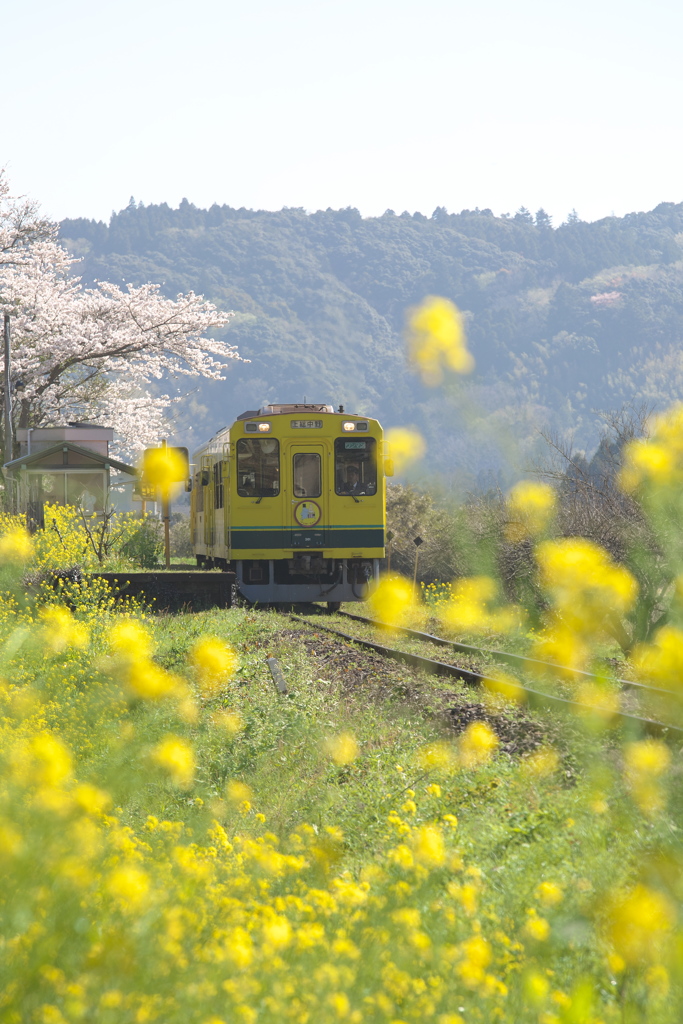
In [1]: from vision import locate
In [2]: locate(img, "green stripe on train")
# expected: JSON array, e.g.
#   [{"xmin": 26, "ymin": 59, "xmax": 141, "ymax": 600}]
[{"xmin": 230, "ymin": 529, "xmax": 384, "ymax": 549}]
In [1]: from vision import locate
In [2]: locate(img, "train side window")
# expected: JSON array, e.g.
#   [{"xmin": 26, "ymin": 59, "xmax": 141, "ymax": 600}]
[
  {"xmin": 335, "ymin": 437, "xmax": 377, "ymax": 495},
  {"xmin": 236, "ymin": 438, "xmax": 280, "ymax": 497},
  {"xmin": 213, "ymin": 461, "xmax": 224, "ymax": 509},
  {"xmin": 293, "ymin": 453, "xmax": 321, "ymax": 498}
]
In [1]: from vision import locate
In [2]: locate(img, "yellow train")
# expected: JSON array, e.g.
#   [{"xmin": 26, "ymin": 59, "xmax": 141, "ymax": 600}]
[{"xmin": 190, "ymin": 403, "xmax": 389, "ymax": 606}]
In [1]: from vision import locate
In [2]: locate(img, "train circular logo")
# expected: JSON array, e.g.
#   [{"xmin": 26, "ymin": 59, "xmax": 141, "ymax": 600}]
[{"xmin": 294, "ymin": 501, "xmax": 321, "ymax": 527}]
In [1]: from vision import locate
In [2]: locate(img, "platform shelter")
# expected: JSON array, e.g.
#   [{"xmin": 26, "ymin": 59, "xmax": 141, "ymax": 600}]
[{"xmin": 3, "ymin": 424, "xmax": 137, "ymax": 528}]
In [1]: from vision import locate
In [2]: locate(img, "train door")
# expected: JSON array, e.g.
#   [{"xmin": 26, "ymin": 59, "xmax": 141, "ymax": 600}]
[
  {"xmin": 289, "ymin": 444, "xmax": 327, "ymax": 549},
  {"xmin": 222, "ymin": 442, "xmax": 230, "ymax": 558},
  {"xmin": 202, "ymin": 455, "xmax": 214, "ymax": 552}
]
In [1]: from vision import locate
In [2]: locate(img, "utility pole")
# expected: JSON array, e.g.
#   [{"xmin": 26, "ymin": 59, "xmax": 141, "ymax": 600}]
[
  {"xmin": 413, "ymin": 535, "xmax": 423, "ymax": 590},
  {"xmin": 3, "ymin": 314, "xmax": 11, "ymax": 469},
  {"xmin": 161, "ymin": 438, "xmax": 171, "ymax": 569}
]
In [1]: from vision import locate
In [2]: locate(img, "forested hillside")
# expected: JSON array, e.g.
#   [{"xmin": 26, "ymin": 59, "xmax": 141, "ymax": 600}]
[{"xmin": 60, "ymin": 200, "xmax": 683, "ymax": 486}]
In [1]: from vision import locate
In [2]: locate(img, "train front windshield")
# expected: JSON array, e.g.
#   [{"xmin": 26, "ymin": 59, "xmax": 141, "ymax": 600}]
[
  {"xmin": 335, "ymin": 437, "xmax": 377, "ymax": 494},
  {"xmin": 236, "ymin": 438, "xmax": 280, "ymax": 496}
]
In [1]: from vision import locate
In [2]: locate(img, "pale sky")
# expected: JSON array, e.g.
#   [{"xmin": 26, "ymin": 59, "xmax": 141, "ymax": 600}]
[{"xmin": 5, "ymin": 0, "xmax": 683, "ymax": 226}]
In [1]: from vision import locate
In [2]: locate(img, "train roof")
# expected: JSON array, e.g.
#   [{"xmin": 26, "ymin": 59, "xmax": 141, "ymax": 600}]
[{"xmin": 237, "ymin": 404, "xmax": 335, "ymax": 419}]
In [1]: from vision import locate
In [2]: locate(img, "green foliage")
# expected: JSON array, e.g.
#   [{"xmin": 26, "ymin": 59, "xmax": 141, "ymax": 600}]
[
  {"xmin": 60, "ymin": 201, "xmax": 683, "ymax": 471},
  {"xmin": 120, "ymin": 515, "xmax": 163, "ymax": 567}
]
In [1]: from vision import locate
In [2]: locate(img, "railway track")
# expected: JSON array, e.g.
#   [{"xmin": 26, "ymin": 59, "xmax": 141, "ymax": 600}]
[{"xmin": 288, "ymin": 609, "xmax": 683, "ymax": 739}]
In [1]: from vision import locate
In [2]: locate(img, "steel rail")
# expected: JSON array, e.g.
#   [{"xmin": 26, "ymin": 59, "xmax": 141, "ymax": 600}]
[
  {"xmin": 289, "ymin": 615, "xmax": 683, "ymax": 739},
  {"xmin": 330, "ymin": 609, "xmax": 674, "ymax": 699}
]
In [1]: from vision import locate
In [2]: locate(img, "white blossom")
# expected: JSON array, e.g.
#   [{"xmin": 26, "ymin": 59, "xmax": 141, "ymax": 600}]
[{"xmin": 0, "ymin": 172, "xmax": 241, "ymax": 461}]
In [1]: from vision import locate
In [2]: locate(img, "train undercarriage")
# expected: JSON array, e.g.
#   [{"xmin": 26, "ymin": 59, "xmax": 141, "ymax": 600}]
[{"xmin": 195, "ymin": 554, "xmax": 378, "ymax": 606}]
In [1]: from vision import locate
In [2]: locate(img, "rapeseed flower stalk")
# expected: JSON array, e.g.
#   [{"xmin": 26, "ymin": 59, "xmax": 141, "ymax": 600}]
[{"xmin": 407, "ymin": 296, "xmax": 474, "ymax": 385}]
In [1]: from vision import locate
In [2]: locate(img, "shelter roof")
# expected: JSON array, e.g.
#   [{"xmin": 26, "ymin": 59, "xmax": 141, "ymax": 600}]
[{"xmin": 4, "ymin": 442, "xmax": 136, "ymax": 476}]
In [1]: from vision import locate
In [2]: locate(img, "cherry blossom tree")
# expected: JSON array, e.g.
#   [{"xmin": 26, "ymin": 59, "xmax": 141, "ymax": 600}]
[{"xmin": 0, "ymin": 173, "xmax": 240, "ymax": 465}]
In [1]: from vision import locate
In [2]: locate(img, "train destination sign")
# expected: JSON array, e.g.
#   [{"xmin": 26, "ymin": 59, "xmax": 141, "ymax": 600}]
[{"xmin": 290, "ymin": 419, "xmax": 323, "ymax": 428}]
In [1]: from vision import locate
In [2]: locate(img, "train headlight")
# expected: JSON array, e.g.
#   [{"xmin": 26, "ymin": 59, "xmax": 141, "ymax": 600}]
[
  {"xmin": 342, "ymin": 421, "xmax": 355, "ymax": 431},
  {"xmin": 258, "ymin": 422, "xmax": 271, "ymax": 432}
]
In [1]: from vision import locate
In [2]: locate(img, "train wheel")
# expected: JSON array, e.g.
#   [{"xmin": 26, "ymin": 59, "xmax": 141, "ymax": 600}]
[{"xmin": 326, "ymin": 601, "xmax": 341, "ymax": 613}]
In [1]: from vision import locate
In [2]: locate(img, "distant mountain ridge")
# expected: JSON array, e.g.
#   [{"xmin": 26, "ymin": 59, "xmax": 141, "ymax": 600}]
[{"xmin": 60, "ymin": 200, "xmax": 683, "ymax": 488}]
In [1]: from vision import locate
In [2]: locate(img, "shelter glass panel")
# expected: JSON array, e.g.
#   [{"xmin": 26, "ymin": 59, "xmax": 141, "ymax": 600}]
[
  {"xmin": 236, "ymin": 439, "xmax": 280, "ymax": 497},
  {"xmin": 66, "ymin": 473, "xmax": 106, "ymax": 512},
  {"xmin": 292, "ymin": 453, "xmax": 321, "ymax": 498},
  {"xmin": 335, "ymin": 438, "xmax": 377, "ymax": 495},
  {"xmin": 30, "ymin": 472, "xmax": 67, "ymax": 505}
]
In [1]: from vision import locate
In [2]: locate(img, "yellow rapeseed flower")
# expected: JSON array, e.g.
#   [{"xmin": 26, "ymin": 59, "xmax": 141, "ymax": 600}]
[
  {"xmin": 324, "ymin": 733, "xmax": 359, "ymax": 765},
  {"xmin": 151, "ymin": 736, "xmax": 195, "ymax": 789},
  {"xmin": 210, "ymin": 710, "xmax": 245, "ymax": 736},
  {"xmin": 632, "ymin": 625, "xmax": 683, "ymax": 687},
  {"xmin": 140, "ymin": 445, "xmax": 188, "ymax": 495},
  {"xmin": 226, "ymin": 780, "xmax": 253, "ymax": 804},
  {"xmin": 407, "ymin": 296, "xmax": 474, "ymax": 385},
  {"xmin": 439, "ymin": 576, "xmax": 521, "ymax": 635},
  {"xmin": 623, "ymin": 739, "xmax": 671, "ymax": 815},
  {"xmin": 125, "ymin": 659, "xmax": 182, "ymax": 701},
  {"xmin": 536, "ymin": 881, "xmax": 563, "ymax": 907},
  {"xmin": 74, "ymin": 784, "xmax": 112, "ymax": 815},
  {"xmin": 28, "ymin": 732, "xmax": 72, "ymax": 787},
  {"xmin": 415, "ymin": 741, "xmax": 457, "ymax": 774},
  {"xmin": 384, "ymin": 427, "xmax": 427, "ymax": 472},
  {"xmin": 624, "ymin": 739, "xmax": 671, "ymax": 777},
  {"xmin": 536, "ymin": 538, "xmax": 637, "ymax": 622},
  {"xmin": 39, "ymin": 605, "xmax": 89, "ymax": 654},
  {"xmin": 604, "ymin": 884, "xmax": 676, "ymax": 965},
  {"xmin": 190, "ymin": 636, "xmax": 238, "ymax": 696},
  {"xmin": 412, "ymin": 825, "xmax": 446, "ymax": 867},
  {"xmin": 484, "ymin": 672, "xmax": 526, "ymax": 705},
  {"xmin": 262, "ymin": 915, "xmax": 292, "ymax": 949},
  {"xmin": 524, "ymin": 912, "xmax": 550, "ymax": 941},
  {"xmin": 458, "ymin": 722, "xmax": 499, "ymax": 768},
  {"xmin": 620, "ymin": 404, "xmax": 683, "ymax": 491},
  {"xmin": 506, "ymin": 481, "xmax": 556, "ymax": 540},
  {"xmin": 107, "ymin": 865, "xmax": 150, "ymax": 910},
  {"xmin": 367, "ymin": 574, "xmax": 417, "ymax": 628},
  {"xmin": 109, "ymin": 618, "xmax": 153, "ymax": 659},
  {"xmin": 0, "ymin": 528, "xmax": 34, "ymax": 564}
]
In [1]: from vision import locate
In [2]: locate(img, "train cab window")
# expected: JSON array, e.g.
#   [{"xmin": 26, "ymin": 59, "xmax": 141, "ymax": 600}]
[
  {"xmin": 335, "ymin": 437, "xmax": 377, "ymax": 495},
  {"xmin": 293, "ymin": 453, "xmax": 321, "ymax": 498},
  {"xmin": 195, "ymin": 472, "xmax": 204, "ymax": 512},
  {"xmin": 236, "ymin": 438, "xmax": 280, "ymax": 497}
]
